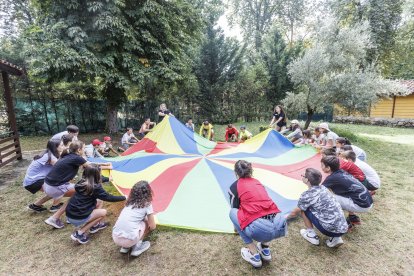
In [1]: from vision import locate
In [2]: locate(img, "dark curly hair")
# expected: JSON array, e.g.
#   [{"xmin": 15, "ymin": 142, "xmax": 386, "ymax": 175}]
[
  {"xmin": 234, "ymin": 160, "xmax": 253, "ymax": 178},
  {"xmin": 126, "ymin": 180, "xmax": 153, "ymax": 209}
]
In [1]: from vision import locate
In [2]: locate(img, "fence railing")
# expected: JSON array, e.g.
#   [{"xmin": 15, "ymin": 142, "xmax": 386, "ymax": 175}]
[{"xmin": 0, "ymin": 132, "xmax": 22, "ymax": 168}]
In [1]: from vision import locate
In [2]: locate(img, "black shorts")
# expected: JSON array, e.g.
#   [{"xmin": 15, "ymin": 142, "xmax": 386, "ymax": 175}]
[
  {"xmin": 24, "ymin": 179, "xmax": 44, "ymax": 194},
  {"xmin": 277, "ymin": 122, "xmax": 287, "ymax": 128},
  {"xmin": 137, "ymin": 133, "xmax": 145, "ymax": 140}
]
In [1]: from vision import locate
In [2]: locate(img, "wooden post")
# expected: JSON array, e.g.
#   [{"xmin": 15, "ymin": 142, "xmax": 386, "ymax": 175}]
[
  {"xmin": 2, "ymin": 71, "xmax": 22, "ymax": 160},
  {"xmin": 391, "ymin": 96, "xmax": 396, "ymax": 118}
]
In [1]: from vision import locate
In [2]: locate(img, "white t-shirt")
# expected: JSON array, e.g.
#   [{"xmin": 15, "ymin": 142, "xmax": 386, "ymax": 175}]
[
  {"xmin": 351, "ymin": 145, "xmax": 366, "ymax": 160},
  {"xmin": 355, "ymin": 159, "xmax": 380, "ymax": 188},
  {"xmin": 121, "ymin": 132, "xmax": 133, "ymax": 144},
  {"xmin": 51, "ymin": 131, "xmax": 78, "ymax": 142},
  {"xmin": 312, "ymin": 133, "xmax": 325, "ymax": 145},
  {"xmin": 324, "ymin": 131, "xmax": 338, "ymax": 145},
  {"xmin": 113, "ymin": 204, "xmax": 154, "ymax": 240}
]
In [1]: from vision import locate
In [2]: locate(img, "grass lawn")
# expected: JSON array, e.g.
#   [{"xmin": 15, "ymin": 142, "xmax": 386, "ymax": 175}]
[{"xmin": 1, "ymin": 123, "xmax": 414, "ymax": 275}]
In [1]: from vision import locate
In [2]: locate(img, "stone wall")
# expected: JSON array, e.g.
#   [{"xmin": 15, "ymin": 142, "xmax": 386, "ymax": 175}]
[{"xmin": 333, "ymin": 116, "xmax": 414, "ymax": 128}]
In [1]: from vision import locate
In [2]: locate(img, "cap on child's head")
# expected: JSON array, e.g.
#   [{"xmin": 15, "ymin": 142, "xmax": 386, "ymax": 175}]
[
  {"xmin": 92, "ymin": 139, "xmax": 104, "ymax": 146},
  {"xmin": 103, "ymin": 136, "xmax": 111, "ymax": 141},
  {"xmin": 291, "ymin": 119, "xmax": 299, "ymax": 125},
  {"xmin": 240, "ymin": 125, "xmax": 246, "ymax": 130}
]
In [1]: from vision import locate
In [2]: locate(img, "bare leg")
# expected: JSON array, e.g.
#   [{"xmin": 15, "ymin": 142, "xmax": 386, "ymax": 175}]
[
  {"xmin": 51, "ymin": 189, "xmax": 75, "ymax": 220},
  {"xmin": 78, "ymin": 209, "xmax": 107, "ymax": 234},
  {"xmin": 34, "ymin": 195, "xmax": 52, "ymax": 206},
  {"xmin": 300, "ymin": 211, "xmax": 314, "ymax": 229},
  {"xmin": 246, "ymin": 242, "xmax": 259, "ymax": 255}
]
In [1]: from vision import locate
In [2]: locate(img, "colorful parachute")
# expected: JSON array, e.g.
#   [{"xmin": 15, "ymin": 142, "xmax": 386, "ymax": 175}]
[{"xmin": 94, "ymin": 116, "xmax": 321, "ymax": 233}]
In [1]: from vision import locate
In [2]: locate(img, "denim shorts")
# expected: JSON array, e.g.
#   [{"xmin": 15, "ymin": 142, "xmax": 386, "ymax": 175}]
[{"xmin": 66, "ymin": 215, "xmax": 91, "ymax": 227}]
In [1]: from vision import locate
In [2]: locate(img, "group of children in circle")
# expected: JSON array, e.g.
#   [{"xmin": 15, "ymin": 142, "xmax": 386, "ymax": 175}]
[
  {"xmin": 21, "ymin": 103, "xmax": 381, "ymax": 266},
  {"xmin": 23, "ymin": 125, "xmax": 156, "ymax": 257}
]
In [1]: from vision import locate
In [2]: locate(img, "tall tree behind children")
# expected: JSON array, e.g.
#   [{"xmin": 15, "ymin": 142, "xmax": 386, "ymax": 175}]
[{"xmin": 66, "ymin": 165, "xmax": 126, "ymax": 244}]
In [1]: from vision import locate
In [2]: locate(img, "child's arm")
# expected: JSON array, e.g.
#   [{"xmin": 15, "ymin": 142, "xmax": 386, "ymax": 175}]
[
  {"xmin": 286, "ymin": 207, "xmax": 301, "ymax": 219},
  {"xmin": 96, "ymin": 186, "xmax": 126, "ymax": 202},
  {"xmin": 199, "ymin": 126, "xmax": 203, "ymax": 136},
  {"xmin": 147, "ymin": 213, "xmax": 156, "ymax": 230}
]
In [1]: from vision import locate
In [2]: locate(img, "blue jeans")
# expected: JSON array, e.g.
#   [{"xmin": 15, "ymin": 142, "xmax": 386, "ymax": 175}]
[
  {"xmin": 304, "ymin": 209, "xmax": 344, "ymax": 238},
  {"xmin": 229, "ymin": 208, "xmax": 287, "ymax": 244}
]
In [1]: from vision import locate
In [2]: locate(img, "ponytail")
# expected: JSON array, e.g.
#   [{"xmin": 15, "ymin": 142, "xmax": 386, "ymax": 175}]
[{"xmin": 61, "ymin": 140, "xmax": 84, "ymax": 157}]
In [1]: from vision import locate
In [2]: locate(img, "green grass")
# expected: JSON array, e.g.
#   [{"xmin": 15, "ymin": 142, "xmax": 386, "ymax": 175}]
[{"xmin": 1, "ymin": 123, "xmax": 414, "ymax": 275}]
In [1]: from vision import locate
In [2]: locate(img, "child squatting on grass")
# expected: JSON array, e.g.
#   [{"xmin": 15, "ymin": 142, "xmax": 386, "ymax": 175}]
[
  {"xmin": 286, "ymin": 168, "xmax": 348, "ymax": 248},
  {"xmin": 228, "ymin": 160, "xmax": 287, "ymax": 268},
  {"xmin": 43, "ymin": 141, "xmax": 112, "ymax": 229},
  {"xmin": 66, "ymin": 165, "xmax": 126, "ymax": 244},
  {"xmin": 24, "ymin": 139, "xmax": 65, "ymax": 212},
  {"xmin": 112, "ymin": 181, "xmax": 156, "ymax": 257}
]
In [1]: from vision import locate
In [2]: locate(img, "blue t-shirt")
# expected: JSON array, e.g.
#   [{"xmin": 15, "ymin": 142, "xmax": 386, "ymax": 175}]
[
  {"xmin": 45, "ymin": 153, "xmax": 86, "ymax": 186},
  {"xmin": 322, "ymin": 170, "xmax": 373, "ymax": 208},
  {"xmin": 23, "ymin": 153, "xmax": 57, "ymax": 187}
]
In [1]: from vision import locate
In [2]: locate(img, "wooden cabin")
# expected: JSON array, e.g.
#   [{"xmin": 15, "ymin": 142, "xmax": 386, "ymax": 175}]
[{"xmin": 370, "ymin": 80, "xmax": 414, "ymax": 118}]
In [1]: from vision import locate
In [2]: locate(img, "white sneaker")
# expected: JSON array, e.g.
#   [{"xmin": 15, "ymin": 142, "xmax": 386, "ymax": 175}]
[
  {"xmin": 326, "ymin": 236, "xmax": 344, "ymax": 248},
  {"xmin": 300, "ymin": 229, "xmax": 320, "ymax": 245},
  {"xmin": 131, "ymin": 241, "xmax": 150, "ymax": 257},
  {"xmin": 256, "ymin": 242, "xmax": 271, "ymax": 261},
  {"xmin": 120, "ymin": 247, "xmax": 130, "ymax": 254},
  {"xmin": 241, "ymin": 248, "xmax": 262, "ymax": 268}
]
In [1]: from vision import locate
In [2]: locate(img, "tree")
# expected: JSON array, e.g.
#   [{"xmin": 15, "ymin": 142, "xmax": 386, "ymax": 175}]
[
  {"xmin": 195, "ymin": 21, "xmax": 245, "ymax": 122},
  {"xmin": 329, "ymin": 0, "xmax": 404, "ymax": 75},
  {"xmin": 284, "ymin": 18, "xmax": 406, "ymax": 129},
  {"xmin": 27, "ymin": 0, "xmax": 202, "ymax": 133},
  {"xmin": 261, "ymin": 27, "xmax": 303, "ymax": 103},
  {"xmin": 228, "ymin": 0, "xmax": 279, "ymax": 50}
]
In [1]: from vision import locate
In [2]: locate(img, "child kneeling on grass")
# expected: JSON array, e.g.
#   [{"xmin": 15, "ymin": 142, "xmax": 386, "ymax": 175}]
[
  {"xmin": 66, "ymin": 165, "xmax": 126, "ymax": 244},
  {"xmin": 286, "ymin": 168, "xmax": 348, "ymax": 248},
  {"xmin": 112, "ymin": 181, "xmax": 156, "ymax": 257}
]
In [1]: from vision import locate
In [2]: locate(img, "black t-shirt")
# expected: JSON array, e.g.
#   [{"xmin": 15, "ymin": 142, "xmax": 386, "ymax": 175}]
[
  {"xmin": 322, "ymin": 170, "xmax": 373, "ymax": 208},
  {"xmin": 158, "ymin": 109, "xmax": 171, "ymax": 122},
  {"xmin": 45, "ymin": 153, "xmax": 86, "ymax": 186},
  {"xmin": 273, "ymin": 112, "xmax": 286, "ymax": 127},
  {"xmin": 229, "ymin": 181, "xmax": 240, "ymax": 209}
]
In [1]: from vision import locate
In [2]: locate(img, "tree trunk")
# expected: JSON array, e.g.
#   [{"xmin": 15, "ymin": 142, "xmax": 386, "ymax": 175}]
[
  {"xmin": 40, "ymin": 90, "xmax": 51, "ymax": 134},
  {"xmin": 304, "ymin": 107, "xmax": 314, "ymax": 130},
  {"xmin": 106, "ymin": 104, "xmax": 118, "ymax": 134},
  {"xmin": 25, "ymin": 76, "xmax": 38, "ymax": 133},
  {"xmin": 49, "ymin": 86, "xmax": 60, "ymax": 132},
  {"xmin": 104, "ymin": 83, "xmax": 125, "ymax": 134}
]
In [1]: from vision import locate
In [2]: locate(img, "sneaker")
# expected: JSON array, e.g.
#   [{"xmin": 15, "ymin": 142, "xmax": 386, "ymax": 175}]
[
  {"xmin": 326, "ymin": 236, "xmax": 344, "ymax": 248},
  {"xmin": 44, "ymin": 217, "xmax": 64, "ymax": 229},
  {"xmin": 348, "ymin": 214, "xmax": 361, "ymax": 225},
  {"xmin": 256, "ymin": 242, "xmax": 271, "ymax": 261},
  {"xmin": 346, "ymin": 218, "xmax": 354, "ymax": 232},
  {"xmin": 131, "ymin": 241, "xmax": 150, "ymax": 257},
  {"xmin": 49, "ymin": 202, "xmax": 64, "ymax": 213},
  {"xmin": 120, "ymin": 247, "xmax": 130, "ymax": 254},
  {"xmin": 300, "ymin": 229, "xmax": 320, "ymax": 245},
  {"xmin": 241, "ymin": 248, "xmax": 262, "ymax": 268},
  {"xmin": 71, "ymin": 231, "xmax": 89, "ymax": 244},
  {"xmin": 89, "ymin": 222, "xmax": 109, "ymax": 234},
  {"xmin": 28, "ymin": 204, "xmax": 47, "ymax": 212}
]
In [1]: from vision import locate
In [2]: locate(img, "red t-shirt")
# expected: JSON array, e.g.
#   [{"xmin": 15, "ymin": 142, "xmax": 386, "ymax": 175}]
[
  {"xmin": 229, "ymin": 177, "xmax": 280, "ymax": 230},
  {"xmin": 225, "ymin": 127, "xmax": 239, "ymax": 140},
  {"xmin": 340, "ymin": 159, "xmax": 365, "ymax": 181}
]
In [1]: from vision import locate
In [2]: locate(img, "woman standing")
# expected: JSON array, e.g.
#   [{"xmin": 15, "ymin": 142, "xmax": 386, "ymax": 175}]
[
  {"xmin": 228, "ymin": 160, "xmax": 287, "ymax": 268},
  {"xmin": 269, "ymin": 105, "xmax": 287, "ymax": 132}
]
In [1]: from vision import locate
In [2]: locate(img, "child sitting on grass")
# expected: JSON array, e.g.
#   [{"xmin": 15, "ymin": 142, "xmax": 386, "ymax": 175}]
[
  {"xmin": 286, "ymin": 168, "xmax": 348, "ymax": 248},
  {"xmin": 112, "ymin": 181, "xmax": 156, "ymax": 257},
  {"xmin": 199, "ymin": 120, "xmax": 214, "ymax": 141},
  {"xmin": 225, "ymin": 124, "xmax": 239, "ymax": 142},
  {"xmin": 281, "ymin": 120, "xmax": 303, "ymax": 143},
  {"xmin": 66, "ymin": 165, "xmax": 126, "ymax": 244},
  {"xmin": 239, "ymin": 126, "xmax": 252, "ymax": 142},
  {"xmin": 102, "ymin": 136, "xmax": 120, "ymax": 157}
]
